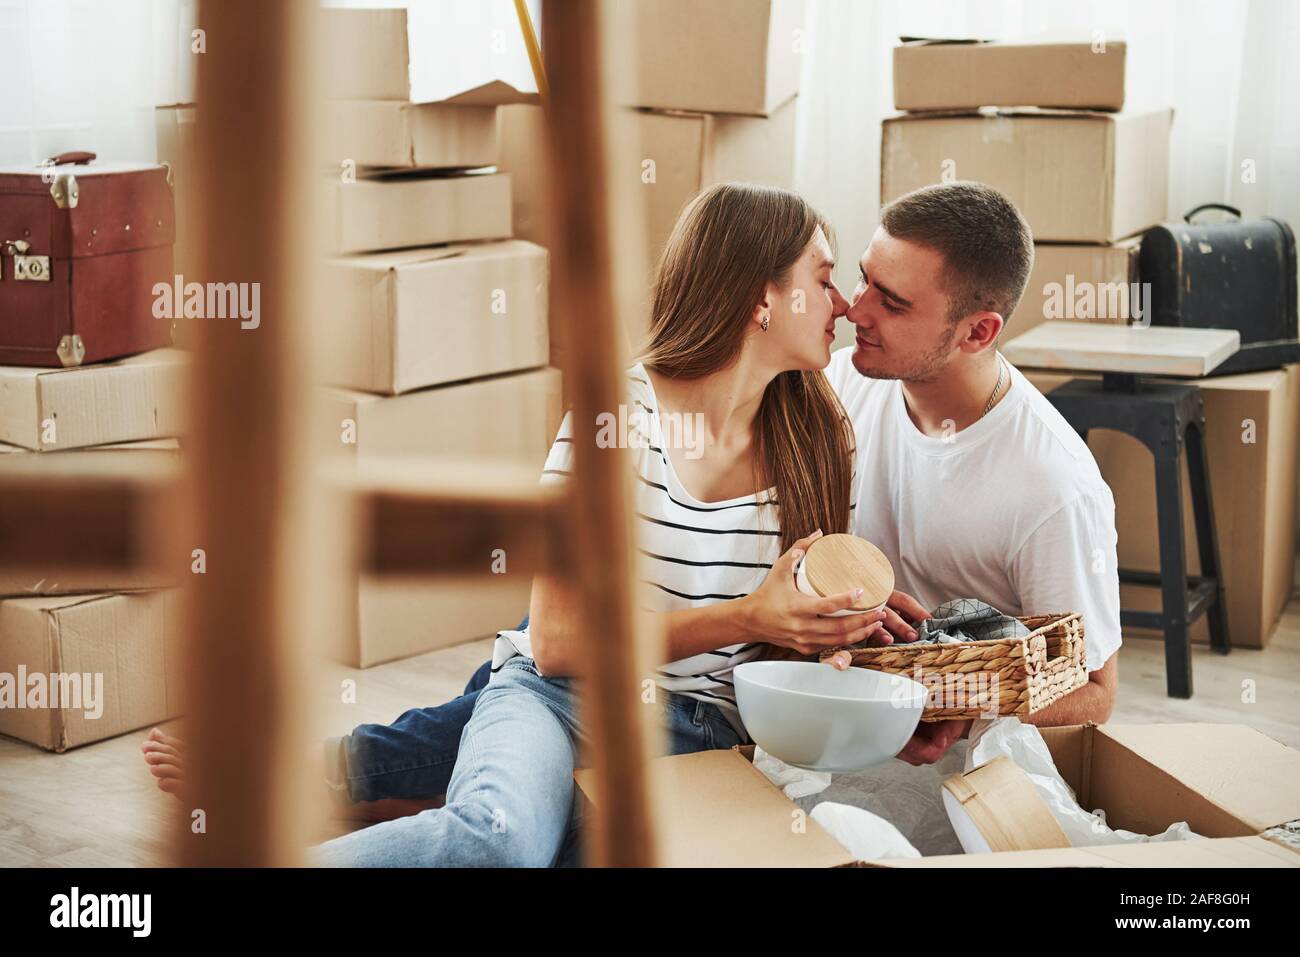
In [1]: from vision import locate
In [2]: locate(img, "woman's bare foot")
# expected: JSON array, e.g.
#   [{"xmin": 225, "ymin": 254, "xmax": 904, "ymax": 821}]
[
  {"xmin": 140, "ymin": 726, "xmax": 444, "ymax": 821},
  {"xmin": 140, "ymin": 727, "xmax": 186, "ymax": 796}
]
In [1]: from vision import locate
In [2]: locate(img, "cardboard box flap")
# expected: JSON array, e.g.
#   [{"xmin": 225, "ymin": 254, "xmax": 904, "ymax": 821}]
[
  {"xmin": 441, "ymin": 79, "xmax": 540, "ymax": 107},
  {"xmin": 898, "ymin": 35, "xmax": 995, "ymax": 46},
  {"xmin": 575, "ymin": 748, "xmax": 856, "ymax": 867},
  {"xmin": 899, "ymin": 30, "xmax": 1125, "ymax": 49},
  {"xmin": 0, "ymin": 438, "xmax": 181, "ymax": 454},
  {"xmin": 331, "ymin": 245, "xmax": 469, "ymax": 273},
  {"xmin": 886, "ymin": 105, "xmax": 1159, "ymax": 123},
  {"xmin": 871, "ymin": 835, "xmax": 1298, "ymax": 868},
  {"xmin": 361, "ymin": 165, "xmax": 499, "ymax": 183},
  {"xmin": 2, "ymin": 592, "xmax": 109, "ymax": 615},
  {"xmin": 1098, "ymin": 723, "xmax": 1300, "ymax": 833},
  {"xmin": 333, "ymin": 239, "xmax": 544, "ymax": 273}
]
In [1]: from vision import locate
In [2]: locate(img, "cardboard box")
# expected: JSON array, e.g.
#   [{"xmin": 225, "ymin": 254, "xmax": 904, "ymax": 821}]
[
  {"xmin": 881, "ymin": 107, "xmax": 1172, "ymax": 243},
  {"xmin": 1024, "ymin": 366, "xmax": 1300, "ymax": 647},
  {"xmin": 1009, "ymin": 239, "xmax": 1141, "ymax": 336},
  {"xmin": 321, "ymin": 366, "xmax": 563, "ymax": 463},
  {"xmin": 320, "ymin": 7, "xmax": 539, "ymax": 107},
  {"xmin": 627, "ymin": 96, "xmax": 798, "ymax": 282},
  {"xmin": 323, "ymin": 240, "xmax": 547, "ymax": 395},
  {"xmin": 0, "ymin": 349, "xmax": 187, "ymax": 451},
  {"xmin": 894, "ymin": 33, "xmax": 1127, "ymax": 112},
  {"xmin": 0, "ymin": 440, "xmax": 182, "ymax": 597},
  {"xmin": 321, "ymin": 6, "xmax": 410, "ymax": 100},
  {"xmin": 323, "ymin": 99, "xmax": 497, "ymax": 171},
  {"xmin": 576, "ymin": 723, "xmax": 1300, "ymax": 867},
  {"xmin": 499, "ymin": 99, "xmax": 798, "ymax": 358},
  {"xmin": 154, "ymin": 104, "xmax": 198, "ymax": 284},
  {"xmin": 619, "ymin": 0, "xmax": 804, "ymax": 116},
  {"xmin": 327, "ymin": 172, "xmax": 512, "ymax": 255},
  {"xmin": 495, "ymin": 104, "xmax": 550, "ymax": 247},
  {"xmin": 0, "ymin": 590, "xmax": 182, "ymax": 751},
  {"xmin": 318, "ymin": 6, "xmax": 538, "ymax": 170},
  {"xmin": 320, "ymin": 368, "xmax": 560, "ymax": 666},
  {"xmin": 348, "ymin": 574, "xmax": 532, "ymax": 669}
]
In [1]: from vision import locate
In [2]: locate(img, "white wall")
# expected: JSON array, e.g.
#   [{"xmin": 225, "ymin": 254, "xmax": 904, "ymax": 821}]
[{"xmin": 0, "ymin": 0, "xmax": 196, "ymax": 165}]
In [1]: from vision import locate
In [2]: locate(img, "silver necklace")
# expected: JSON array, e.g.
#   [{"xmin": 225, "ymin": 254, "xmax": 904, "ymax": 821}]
[{"xmin": 980, "ymin": 354, "xmax": 1007, "ymax": 420}]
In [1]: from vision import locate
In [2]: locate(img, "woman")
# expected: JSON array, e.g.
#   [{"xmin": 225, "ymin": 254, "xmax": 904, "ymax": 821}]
[{"xmin": 145, "ymin": 183, "xmax": 922, "ymax": 864}]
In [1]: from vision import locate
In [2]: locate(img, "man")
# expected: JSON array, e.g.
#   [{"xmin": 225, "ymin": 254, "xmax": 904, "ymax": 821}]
[{"xmin": 826, "ymin": 181, "xmax": 1121, "ymax": 764}]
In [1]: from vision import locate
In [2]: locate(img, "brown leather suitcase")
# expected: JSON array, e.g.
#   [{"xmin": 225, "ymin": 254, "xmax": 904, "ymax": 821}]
[{"xmin": 0, "ymin": 151, "xmax": 175, "ymax": 367}]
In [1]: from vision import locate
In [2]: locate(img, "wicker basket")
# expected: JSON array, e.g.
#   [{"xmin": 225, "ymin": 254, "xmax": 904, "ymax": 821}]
[{"xmin": 818, "ymin": 612, "xmax": 1088, "ymax": 722}]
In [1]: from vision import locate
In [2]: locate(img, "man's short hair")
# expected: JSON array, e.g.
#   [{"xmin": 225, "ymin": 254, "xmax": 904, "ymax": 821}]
[{"xmin": 880, "ymin": 182, "xmax": 1033, "ymax": 325}]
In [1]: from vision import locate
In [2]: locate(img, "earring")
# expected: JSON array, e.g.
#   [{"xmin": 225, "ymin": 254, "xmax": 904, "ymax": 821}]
[{"xmin": 761, "ymin": 313, "xmax": 770, "ymax": 332}]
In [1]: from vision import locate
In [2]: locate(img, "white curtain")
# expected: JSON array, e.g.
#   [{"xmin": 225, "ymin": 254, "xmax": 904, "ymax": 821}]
[
  {"xmin": 0, "ymin": 0, "xmax": 196, "ymax": 165},
  {"xmin": 795, "ymin": 0, "xmax": 1300, "ymax": 332}
]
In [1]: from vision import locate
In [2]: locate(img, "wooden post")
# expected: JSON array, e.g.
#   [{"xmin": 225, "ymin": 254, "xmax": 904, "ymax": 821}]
[
  {"xmin": 172, "ymin": 0, "xmax": 337, "ymax": 866},
  {"xmin": 541, "ymin": 0, "xmax": 661, "ymax": 867}
]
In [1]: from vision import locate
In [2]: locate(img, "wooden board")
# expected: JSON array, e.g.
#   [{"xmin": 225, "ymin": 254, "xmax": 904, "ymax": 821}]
[{"xmin": 1002, "ymin": 321, "xmax": 1240, "ymax": 376}]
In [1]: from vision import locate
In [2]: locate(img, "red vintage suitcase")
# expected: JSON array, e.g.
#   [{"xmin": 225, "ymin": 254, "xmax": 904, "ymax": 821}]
[{"xmin": 0, "ymin": 151, "xmax": 175, "ymax": 367}]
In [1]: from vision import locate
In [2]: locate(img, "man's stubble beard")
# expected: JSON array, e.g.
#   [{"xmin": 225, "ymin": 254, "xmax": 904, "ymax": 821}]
[{"xmin": 854, "ymin": 323, "xmax": 958, "ymax": 385}]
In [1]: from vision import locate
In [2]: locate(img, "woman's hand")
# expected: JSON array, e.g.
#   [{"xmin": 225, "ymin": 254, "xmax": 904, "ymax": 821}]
[{"xmin": 742, "ymin": 530, "xmax": 891, "ymax": 657}]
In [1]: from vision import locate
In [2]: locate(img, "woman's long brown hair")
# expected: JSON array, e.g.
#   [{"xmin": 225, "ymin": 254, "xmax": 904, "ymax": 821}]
[{"xmin": 635, "ymin": 183, "xmax": 854, "ymax": 552}]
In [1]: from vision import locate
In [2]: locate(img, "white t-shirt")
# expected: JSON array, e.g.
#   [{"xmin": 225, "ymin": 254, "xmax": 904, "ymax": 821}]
[
  {"xmin": 825, "ymin": 347, "xmax": 1122, "ymax": 672},
  {"xmin": 493, "ymin": 363, "xmax": 857, "ymax": 736}
]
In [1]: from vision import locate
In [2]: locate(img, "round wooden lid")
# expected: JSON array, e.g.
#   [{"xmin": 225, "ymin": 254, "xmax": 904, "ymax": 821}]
[{"xmin": 802, "ymin": 533, "xmax": 895, "ymax": 611}]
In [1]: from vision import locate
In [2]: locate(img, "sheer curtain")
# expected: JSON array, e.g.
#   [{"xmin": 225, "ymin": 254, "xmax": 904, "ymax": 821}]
[
  {"xmin": 794, "ymin": 0, "xmax": 1300, "ymax": 319},
  {"xmin": 0, "ymin": 0, "xmax": 195, "ymax": 165}
]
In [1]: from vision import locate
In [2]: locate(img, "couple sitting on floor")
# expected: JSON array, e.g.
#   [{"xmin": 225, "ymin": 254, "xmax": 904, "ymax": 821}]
[{"xmin": 142, "ymin": 180, "xmax": 1122, "ymax": 867}]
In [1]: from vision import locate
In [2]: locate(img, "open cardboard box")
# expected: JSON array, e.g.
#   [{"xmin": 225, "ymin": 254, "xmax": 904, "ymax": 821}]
[{"xmin": 575, "ymin": 723, "xmax": 1300, "ymax": 867}]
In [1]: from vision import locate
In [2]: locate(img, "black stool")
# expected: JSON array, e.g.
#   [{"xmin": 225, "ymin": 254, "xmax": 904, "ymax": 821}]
[{"xmin": 1045, "ymin": 373, "xmax": 1231, "ymax": 698}]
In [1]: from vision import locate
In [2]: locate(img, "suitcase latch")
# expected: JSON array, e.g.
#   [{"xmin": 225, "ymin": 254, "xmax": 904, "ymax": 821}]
[{"xmin": 2, "ymin": 240, "xmax": 52, "ymax": 282}]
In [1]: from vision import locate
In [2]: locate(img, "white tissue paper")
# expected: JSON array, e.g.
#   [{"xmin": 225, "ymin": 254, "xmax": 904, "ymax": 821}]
[
  {"xmin": 961, "ymin": 717, "xmax": 1203, "ymax": 848},
  {"xmin": 811, "ymin": 803, "xmax": 922, "ymax": 860},
  {"xmin": 794, "ymin": 744, "xmax": 970, "ymax": 857},
  {"xmin": 751, "ymin": 746, "xmax": 832, "ymax": 799}
]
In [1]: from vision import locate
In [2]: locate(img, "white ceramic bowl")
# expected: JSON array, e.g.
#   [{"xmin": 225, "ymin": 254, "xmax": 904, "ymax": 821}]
[
  {"xmin": 734, "ymin": 660, "xmax": 927, "ymax": 772},
  {"xmin": 795, "ymin": 556, "xmax": 887, "ymax": 617}
]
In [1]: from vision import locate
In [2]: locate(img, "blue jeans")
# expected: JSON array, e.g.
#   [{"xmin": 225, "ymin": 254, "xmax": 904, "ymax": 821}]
[
  {"xmin": 326, "ymin": 657, "xmax": 494, "ymax": 805},
  {"xmin": 315, "ymin": 620, "xmax": 745, "ymax": 866}
]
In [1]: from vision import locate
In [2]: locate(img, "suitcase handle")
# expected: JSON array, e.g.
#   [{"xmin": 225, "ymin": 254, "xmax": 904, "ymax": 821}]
[
  {"xmin": 1184, "ymin": 203, "xmax": 1241, "ymax": 223},
  {"xmin": 46, "ymin": 150, "xmax": 96, "ymax": 166}
]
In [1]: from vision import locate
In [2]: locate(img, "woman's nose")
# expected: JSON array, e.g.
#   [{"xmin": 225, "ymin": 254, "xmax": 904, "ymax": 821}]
[{"xmin": 829, "ymin": 284, "xmax": 851, "ymax": 317}]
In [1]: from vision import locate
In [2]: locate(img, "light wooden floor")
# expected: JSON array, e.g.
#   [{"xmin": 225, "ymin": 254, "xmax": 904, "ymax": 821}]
[{"xmin": 3, "ymin": 583, "xmax": 1298, "ymax": 867}]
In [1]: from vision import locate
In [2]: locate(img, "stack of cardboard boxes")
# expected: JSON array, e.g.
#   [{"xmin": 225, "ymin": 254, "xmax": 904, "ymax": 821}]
[
  {"xmin": 885, "ymin": 33, "xmax": 1299, "ymax": 648},
  {"xmin": 886, "ymin": 32, "xmax": 1161, "ymax": 336},
  {"xmin": 498, "ymin": 0, "xmax": 806, "ymax": 352},
  {"xmin": 318, "ymin": 7, "xmax": 561, "ymax": 667},
  {"xmin": 0, "ymin": 352, "xmax": 187, "ymax": 751}
]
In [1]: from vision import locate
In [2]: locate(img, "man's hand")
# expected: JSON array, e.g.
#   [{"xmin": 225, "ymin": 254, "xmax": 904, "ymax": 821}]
[
  {"xmin": 881, "ymin": 589, "xmax": 929, "ymax": 642},
  {"xmin": 896, "ymin": 718, "xmax": 973, "ymax": 765},
  {"xmin": 826, "ymin": 588, "xmax": 930, "ymax": 669}
]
